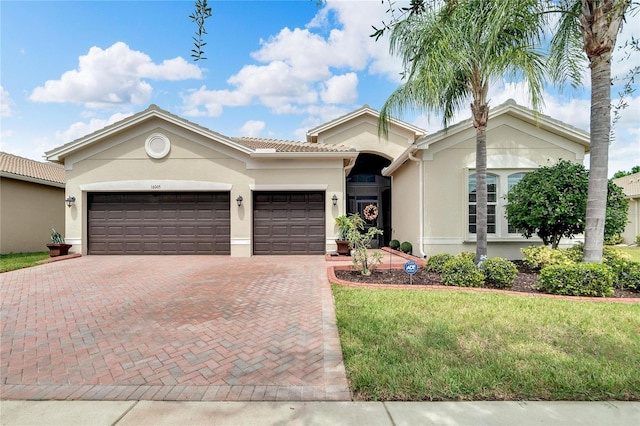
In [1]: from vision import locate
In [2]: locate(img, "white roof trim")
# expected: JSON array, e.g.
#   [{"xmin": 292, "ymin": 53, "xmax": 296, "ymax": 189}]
[
  {"xmin": 306, "ymin": 105, "xmax": 425, "ymax": 141},
  {"xmin": 46, "ymin": 105, "xmax": 253, "ymax": 162},
  {"xmin": 0, "ymin": 171, "xmax": 65, "ymax": 188},
  {"xmin": 249, "ymin": 184, "xmax": 328, "ymax": 191},
  {"xmin": 79, "ymin": 180, "xmax": 233, "ymax": 192}
]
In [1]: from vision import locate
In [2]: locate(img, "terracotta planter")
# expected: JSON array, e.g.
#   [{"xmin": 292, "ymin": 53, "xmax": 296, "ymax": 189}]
[
  {"xmin": 336, "ymin": 240, "xmax": 350, "ymax": 256},
  {"xmin": 46, "ymin": 243, "xmax": 72, "ymax": 257}
]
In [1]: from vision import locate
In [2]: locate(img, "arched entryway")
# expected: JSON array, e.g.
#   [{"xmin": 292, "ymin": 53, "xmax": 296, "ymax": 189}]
[{"xmin": 346, "ymin": 153, "xmax": 391, "ymax": 248}]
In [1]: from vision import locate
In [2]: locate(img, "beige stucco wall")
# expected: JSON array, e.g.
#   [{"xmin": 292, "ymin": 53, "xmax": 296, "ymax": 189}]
[
  {"xmin": 63, "ymin": 120, "xmax": 346, "ymax": 256},
  {"xmin": 389, "ymin": 154, "xmax": 421, "ymax": 254},
  {"xmin": 0, "ymin": 177, "xmax": 65, "ymax": 254},
  {"xmin": 318, "ymin": 118, "xmax": 414, "ymax": 161},
  {"xmin": 392, "ymin": 113, "xmax": 587, "ymax": 260},
  {"xmin": 620, "ymin": 198, "xmax": 639, "ymax": 244}
]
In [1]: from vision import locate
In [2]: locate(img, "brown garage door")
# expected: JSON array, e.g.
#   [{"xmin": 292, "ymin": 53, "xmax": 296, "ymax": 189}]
[
  {"xmin": 88, "ymin": 192, "xmax": 230, "ymax": 254},
  {"xmin": 253, "ymin": 191, "xmax": 325, "ymax": 255}
]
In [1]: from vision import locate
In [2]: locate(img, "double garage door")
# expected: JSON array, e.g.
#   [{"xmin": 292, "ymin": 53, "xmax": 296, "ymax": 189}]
[
  {"xmin": 88, "ymin": 192, "xmax": 231, "ymax": 255},
  {"xmin": 87, "ymin": 191, "xmax": 325, "ymax": 255}
]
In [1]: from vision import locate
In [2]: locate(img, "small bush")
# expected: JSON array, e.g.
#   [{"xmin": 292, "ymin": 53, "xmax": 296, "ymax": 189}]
[
  {"xmin": 425, "ymin": 253, "xmax": 455, "ymax": 273},
  {"xmin": 456, "ymin": 251, "xmax": 476, "ymax": 263},
  {"xmin": 441, "ymin": 258, "xmax": 484, "ymax": 287},
  {"xmin": 480, "ymin": 257, "xmax": 518, "ymax": 289},
  {"xmin": 389, "ymin": 239, "xmax": 401, "ymax": 250},
  {"xmin": 636, "ymin": 235, "xmax": 640, "ymax": 245},
  {"xmin": 521, "ymin": 246, "xmax": 574, "ymax": 270},
  {"xmin": 604, "ymin": 234, "xmax": 624, "ymax": 245},
  {"xmin": 538, "ymin": 263, "xmax": 614, "ymax": 297},
  {"xmin": 400, "ymin": 241, "xmax": 412, "ymax": 254},
  {"xmin": 563, "ymin": 243, "xmax": 632, "ymax": 287},
  {"xmin": 618, "ymin": 261, "xmax": 640, "ymax": 292}
]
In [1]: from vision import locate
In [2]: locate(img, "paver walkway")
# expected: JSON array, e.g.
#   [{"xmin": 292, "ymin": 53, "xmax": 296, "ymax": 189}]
[{"xmin": 0, "ymin": 256, "xmax": 349, "ymax": 401}]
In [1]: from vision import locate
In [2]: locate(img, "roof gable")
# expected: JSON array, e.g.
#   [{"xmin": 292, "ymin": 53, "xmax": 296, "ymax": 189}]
[
  {"xmin": 46, "ymin": 105, "xmax": 357, "ymax": 167},
  {"xmin": 305, "ymin": 105, "xmax": 425, "ymax": 143}
]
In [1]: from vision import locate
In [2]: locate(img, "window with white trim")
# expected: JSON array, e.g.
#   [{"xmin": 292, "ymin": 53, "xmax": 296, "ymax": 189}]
[{"xmin": 468, "ymin": 170, "xmax": 529, "ymax": 238}]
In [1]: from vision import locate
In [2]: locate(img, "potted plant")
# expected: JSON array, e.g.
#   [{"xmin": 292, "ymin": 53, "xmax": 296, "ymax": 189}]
[
  {"xmin": 46, "ymin": 227, "xmax": 72, "ymax": 257},
  {"xmin": 335, "ymin": 215, "xmax": 352, "ymax": 255}
]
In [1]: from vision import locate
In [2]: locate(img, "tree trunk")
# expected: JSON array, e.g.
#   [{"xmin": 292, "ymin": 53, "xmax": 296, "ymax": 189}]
[
  {"xmin": 472, "ymin": 102, "xmax": 489, "ymax": 265},
  {"xmin": 580, "ymin": 0, "xmax": 629, "ymax": 263},
  {"xmin": 583, "ymin": 52, "xmax": 610, "ymax": 263}
]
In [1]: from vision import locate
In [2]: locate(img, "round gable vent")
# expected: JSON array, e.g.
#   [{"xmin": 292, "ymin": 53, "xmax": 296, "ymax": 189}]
[{"xmin": 145, "ymin": 133, "xmax": 171, "ymax": 159}]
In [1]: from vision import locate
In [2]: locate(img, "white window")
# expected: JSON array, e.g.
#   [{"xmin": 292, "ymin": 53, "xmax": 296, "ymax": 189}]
[{"xmin": 468, "ymin": 170, "xmax": 529, "ymax": 239}]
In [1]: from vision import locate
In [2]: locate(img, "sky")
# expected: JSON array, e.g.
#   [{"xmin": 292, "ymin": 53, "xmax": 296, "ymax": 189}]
[{"xmin": 1, "ymin": 0, "xmax": 638, "ymax": 177}]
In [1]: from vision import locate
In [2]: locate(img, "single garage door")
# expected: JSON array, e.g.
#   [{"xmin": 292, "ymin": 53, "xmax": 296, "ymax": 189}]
[
  {"xmin": 253, "ymin": 191, "xmax": 325, "ymax": 255},
  {"xmin": 88, "ymin": 192, "xmax": 230, "ymax": 254}
]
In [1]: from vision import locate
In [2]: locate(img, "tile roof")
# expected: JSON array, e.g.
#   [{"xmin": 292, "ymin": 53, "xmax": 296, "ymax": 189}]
[
  {"xmin": 232, "ymin": 137, "xmax": 356, "ymax": 153},
  {"xmin": 613, "ymin": 172, "xmax": 640, "ymax": 198},
  {"xmin": 0, "ymin": 152, "xmax": 65, "ymax": 185}
]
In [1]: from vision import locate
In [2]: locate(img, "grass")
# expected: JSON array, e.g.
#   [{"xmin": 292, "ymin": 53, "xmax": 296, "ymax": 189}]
[
  {"xmin": 617, "ymin": 245, "xmax": 640, "ymax": 262},
  {"xmin": 0, "ymin": 252, "xmax": 49, "ymax": 273},
  {"xmin": 332, "ymin": 285, "xmax": 640, "ymax": 401}
]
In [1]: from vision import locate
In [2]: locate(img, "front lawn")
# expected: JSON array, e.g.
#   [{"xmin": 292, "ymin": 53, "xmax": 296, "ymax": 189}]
[
  {"xmin": 0, "ymin": 252, "xmax": 49, "ymax": 273},
  {"xmin": 333, "ymin": 285, "xmax": 640, "ymax": 401}
]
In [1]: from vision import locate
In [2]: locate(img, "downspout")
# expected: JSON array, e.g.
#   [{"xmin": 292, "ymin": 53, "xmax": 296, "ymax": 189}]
[{"xmin": 408, "ymin": 150, "xmax": 427, "ymax": 258}]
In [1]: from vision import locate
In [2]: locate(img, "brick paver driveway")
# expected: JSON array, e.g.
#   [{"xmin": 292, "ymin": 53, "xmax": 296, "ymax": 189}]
[{"xmin": 0, "ymin": 256, "xmax": 349, "ymax": 401}]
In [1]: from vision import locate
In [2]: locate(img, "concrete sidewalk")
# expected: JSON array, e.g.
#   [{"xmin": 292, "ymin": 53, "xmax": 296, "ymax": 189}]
[{"xmin": 1, "ymin": 400, "xmax": 639, "ymax": 425}]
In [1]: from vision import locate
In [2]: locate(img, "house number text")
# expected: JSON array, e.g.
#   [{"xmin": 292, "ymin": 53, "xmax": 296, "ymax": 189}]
[{"xmin": 151, "ymin": 185, "xmax": 161, "ymax": 189}]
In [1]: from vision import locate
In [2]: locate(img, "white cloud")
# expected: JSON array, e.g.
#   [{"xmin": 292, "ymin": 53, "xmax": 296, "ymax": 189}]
[
  {"xmin": 239, "ymin": 120, "xmax": 266, "ymax": 137},
  {"xmin": 30, "ymin": 42, "xmax": 202, "ymax": 109},
  {"xmin": 1, "ymin": 86, "xmax": 14, "ymax": 117},
  {"xmin": 181, "ymin": 0, "xmax": 401, "ymax": 119},
  {"xmin": 321, "ymin": 73, "xmax": 358, "ymax": 104},
  {"xmin": 55, "ymin": 112, "xmax": 134, "ymax": 142}
]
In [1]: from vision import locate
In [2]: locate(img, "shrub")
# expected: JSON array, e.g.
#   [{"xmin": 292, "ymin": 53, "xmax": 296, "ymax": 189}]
[
  {"xmin": 456, "ymin": 251, "xmax": 476, "ymax": 263},
  {"xmin": 636, "ymin": 235, "xmax": 640, "ymax": 245},
  {"xmin": 389, "ymin": 239, "xmax": 401, "ymax": 250},
  {"xmin": 617, "ymin": 261, "xmax": 640, "ymax": 292},
  {"xmin": 400, "ymin": 241, "xmax": 412, "ymax": 254},
  {"xmin": 568, "ymin": 243, "xmax": 632, "ymax": 287},
  {"xmin": 521, "ymin": 246, "xmax": 574, "ymax": 270},
  {"xmin": 345, "ymin": 213, "xmax": 384, "ymax": 276},
  {"xmin": 538, "ymin": 263, "xmax": 614, "ymax": 297},
  {"xmin": 604, "ymin": 234, "xmax": 624, "ymax": 245},
  {"xmin": 441, "ymin": 258, "xmax": 484, "ymax": 287},
  {"xmin": 425, "ymin": 253, "xmax": 455, "ymax": 273},
  {"xmin": 480, "ymin": 257, "xmax": 518, "ymax": 289}
]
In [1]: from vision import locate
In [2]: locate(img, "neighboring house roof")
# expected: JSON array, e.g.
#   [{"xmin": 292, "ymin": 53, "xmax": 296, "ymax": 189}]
[
  {"xmin": 0, "ymin": 152, "xmax": 65, "ymax": 188},
  {"xmin": 46, "ymin": 104, "xmax": 357, "ymax": 165},
  {"xmin": 305, "ymin": 104, "xmax": 426, "ymax": 143},
  {"xmin": 613, "ymin": 172, "xmax": 640, "ymax": 199},
  {"xmin": 383, "ymin": 99, "xmax": 591, "ymax": 176}
]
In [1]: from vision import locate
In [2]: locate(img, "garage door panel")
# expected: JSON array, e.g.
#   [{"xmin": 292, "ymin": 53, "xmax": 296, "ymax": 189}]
[
  {"xmin": 253, "ymin": 191, "xmax": 325, "ymax": 255},
  {"xmin": 88, "ymin": 192, "xmax": 230, "ymax": 255}
]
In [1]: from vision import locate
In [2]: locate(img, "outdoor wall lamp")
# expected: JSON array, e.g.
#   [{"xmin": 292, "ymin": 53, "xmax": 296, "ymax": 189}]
[
  {"xmin": 236, "ymin": 195, "xmax": 243, "ymax": 207},
  {"xmin": 65, "ymin": 196, "xmax": 76, "ymax": 208},
  {"xmin": 331, "ymin": 194, "xmax": 338, "ymax": 206}
]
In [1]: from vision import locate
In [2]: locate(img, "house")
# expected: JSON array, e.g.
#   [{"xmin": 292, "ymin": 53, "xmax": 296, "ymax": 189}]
[
  {"xmin": 45, "ymin": 99, "xmax": 589, "ymax": 258},
  {"xmin": 0, "ymin": 152, "xmax": 66, "ymax": 254},
  {"xmin": 613, "ymin": 171, "xmax": 640, "ymax": 244}
]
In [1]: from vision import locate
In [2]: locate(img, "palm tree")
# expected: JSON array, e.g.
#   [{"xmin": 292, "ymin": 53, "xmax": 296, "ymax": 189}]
[
  {"xmin": 378, "ymin": 0, "xmax": 546, "ymax": 264},
  {"xmin": 549, "ymin": 0, "xmax": 632, "ymax": 263}
]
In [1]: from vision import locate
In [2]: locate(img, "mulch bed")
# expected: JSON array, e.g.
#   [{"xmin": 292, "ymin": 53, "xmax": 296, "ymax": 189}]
[{"xmin": 334, "ymin": 260, "xmax": 640, "ymax": 299}]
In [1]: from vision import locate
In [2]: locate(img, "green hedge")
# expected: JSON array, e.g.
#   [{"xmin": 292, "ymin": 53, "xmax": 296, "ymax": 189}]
[
  {"xmin": 538, "ymin": 263, "xmax": 614, "ymax": 297},
  {"xmin": 389, "ymin": 239, "xmax": 400, "ymax": 250},
  {"xmin": 425, "ymin": 253, "xmax": 455, "ymax": 274},
  {"xmin": 441, "ymin": 258, "xmax": 484, "ymax": 287},
  {"xmin": 480, "ymin": 257, "xmax": 517, "ymax": 289},
  {"xmin": 400, "ymin": 241, "xmax": 412, "ymax": 254}
]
